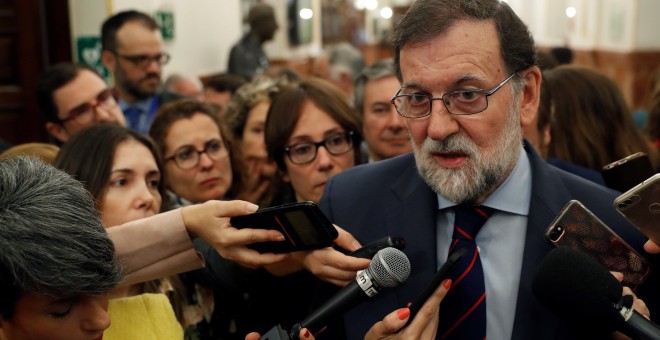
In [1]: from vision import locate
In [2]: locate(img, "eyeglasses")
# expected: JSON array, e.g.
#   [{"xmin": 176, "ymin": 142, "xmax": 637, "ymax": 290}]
[
  {"xmin": 165, "ymin": 139, "xmax": 227, "ymax": 170},
  {"xmin": 60, "ymin": 89, "xmax": 117, "ymax": 124},
  {"xmin": 116, "ymin": 53, "xmax": 171, "ymax": 68},
  {"xmin": 390, "ymin": 72, "xmax": 518, "ymax": 119},
  {"xmin": 284, "ymin": 131, "xmax": 354, "ymax": 165}
]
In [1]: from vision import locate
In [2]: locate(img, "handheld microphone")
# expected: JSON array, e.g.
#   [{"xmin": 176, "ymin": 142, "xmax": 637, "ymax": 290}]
[
  {"xmin": 532, "ymin": 247, "xmax": 660, "ymax": 340},
  {"xmin": 259, "ymin": 247, "xmax": 410, "ymax": 340}
]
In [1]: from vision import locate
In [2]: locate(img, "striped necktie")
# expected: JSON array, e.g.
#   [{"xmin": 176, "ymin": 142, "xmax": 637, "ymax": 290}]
[{"xmin": 438, "ymin": 205, "xmax": 495, "ymax": 339}]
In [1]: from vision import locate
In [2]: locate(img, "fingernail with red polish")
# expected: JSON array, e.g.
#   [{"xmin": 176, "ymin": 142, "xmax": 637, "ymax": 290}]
[
  {"xmin": 304, "ymin": 329, "xmax": 310, "ymax": 338},
  {"xmin": 444, "ymin": 279, "xmax": 452, "ymax": 289},
  {"xmin": 398, "ymin": 308, "xmax": 411, "ymax": 320}
]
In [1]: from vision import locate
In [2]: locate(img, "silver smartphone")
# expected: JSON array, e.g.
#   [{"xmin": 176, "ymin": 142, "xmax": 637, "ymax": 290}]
[{"xmin": 614, "ymin": 173, "xmax": 660, "ymax": 247}]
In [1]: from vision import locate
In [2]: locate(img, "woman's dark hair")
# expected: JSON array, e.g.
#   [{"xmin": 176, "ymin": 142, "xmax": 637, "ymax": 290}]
[
  {"xmin": 265, "ymin": 78, "xmax": 363, "ymax": 171},
  {"xmin": 149, "ymin": 99, "xmax": 225, "ymax": 158},
  {"xmin": 55, "ymin": 123, "xmax": 166, "ymax": 209},
  {"xmin": 543, "ymin": 65, "xmax": 659, "ymax": 170}
]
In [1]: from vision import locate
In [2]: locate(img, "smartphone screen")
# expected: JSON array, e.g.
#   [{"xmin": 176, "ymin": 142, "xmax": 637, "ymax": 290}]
[
  {"xmin": 545, "ymin": 200, "xmax": 650, "ymax": 290},
  {"xmin": 230, "ymin": 201, "xmax": 338, "ymax": 253}
]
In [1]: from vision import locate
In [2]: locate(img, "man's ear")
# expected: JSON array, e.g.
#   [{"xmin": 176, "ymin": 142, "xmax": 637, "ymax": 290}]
[
  {"xmin": 101, "ymin": 50, "xmax": 116, "ymax": 73},
  {"xmin": 45, "ymin": 122, "xmax": 69, "ymax": 143},
  {"xmin": 518, "ymin": 67, "xmax": 542, "ymax": 129}
]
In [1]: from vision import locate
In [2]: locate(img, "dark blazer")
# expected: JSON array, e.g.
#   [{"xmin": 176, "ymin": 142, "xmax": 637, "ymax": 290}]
[{"xmin": 318, "ymin": 142, "xmax": 659, "ymax": 339}]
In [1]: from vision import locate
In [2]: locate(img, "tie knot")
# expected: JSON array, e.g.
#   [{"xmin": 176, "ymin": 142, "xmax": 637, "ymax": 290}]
[{"xmin": 452, "ymin": 205, "xmax": 494, "ymax": 240}]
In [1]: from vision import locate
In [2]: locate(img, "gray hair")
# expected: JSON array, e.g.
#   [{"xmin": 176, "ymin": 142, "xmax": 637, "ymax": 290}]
[
  {"xmin": 164, "ymin": 73, "xmax": 203, "ymax": 93},
  {"xmin": 353, "ymin": 58, "xmax": 397, "ymax": 115},
  {"xmin": 0, "ymin": 156, "xmax": 121, "ymax": 318},
  {"xmin": 392, "ymin": 0, "xmax": 536, "ymax": 86},
  {"xmin": 327, "ymin": 42, "xmax": 366, "ymax": 82},
  {"xmin": 224, "ymin": 76, "xmax": 282, "ymax": 140}
]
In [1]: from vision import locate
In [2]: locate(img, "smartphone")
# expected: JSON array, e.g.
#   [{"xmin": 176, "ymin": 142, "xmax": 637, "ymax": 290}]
[
  {"xmin": 230, "ymin": 201, "xmax": 338, "ymax": 254},
  {"xmin": 544, "ymin": 200, "xmax": 650, "ymax": 290},
  {"xmin": 349, "ymin": 236, "xmax": 406, "ymax": 259},
  {"xmin": 402, "ymin": 247, "xmax": 466, "ymax": 328},
  {"xmin": 601, "ymin": 152, "xmax": 655, "ymax": 193},
  {"xmin": 614, "ymin": 173, "xmax": 660, "ymax": 247}
]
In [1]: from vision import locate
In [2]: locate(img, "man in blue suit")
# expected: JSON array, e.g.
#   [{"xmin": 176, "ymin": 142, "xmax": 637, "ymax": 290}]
[{"xmin": 315, "ymin": 0, "xmax": 659, "ymax": 338}]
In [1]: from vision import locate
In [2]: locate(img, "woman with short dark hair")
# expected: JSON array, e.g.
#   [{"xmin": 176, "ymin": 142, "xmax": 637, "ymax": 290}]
[{"xmin": 266, "ymin": 78, "xmax": 363, "ymax": 203}]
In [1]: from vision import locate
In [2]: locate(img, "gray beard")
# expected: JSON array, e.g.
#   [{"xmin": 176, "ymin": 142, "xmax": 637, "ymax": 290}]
[{"xmin": 413, "ymin": 105, "xmax": 522, "ymax": 205}]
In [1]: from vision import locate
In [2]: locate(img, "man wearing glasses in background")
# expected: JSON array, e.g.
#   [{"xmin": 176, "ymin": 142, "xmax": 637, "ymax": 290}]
[
  {"xmin": 36, "ymin": 62, "xmax": 126, "ymax": 144},
  {"xmin": 101, "ymin": 10, "xmax": 183, "ymax": 134}
]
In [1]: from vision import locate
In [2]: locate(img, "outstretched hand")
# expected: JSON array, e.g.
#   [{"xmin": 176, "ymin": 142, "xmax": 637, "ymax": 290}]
[
  {"xmin": 266, "ymin": 224, "xmax": 370, "ymax": 286},
  {"xmin": 182, "ymin": 200, "xmax": 291, "ymax": 268}
]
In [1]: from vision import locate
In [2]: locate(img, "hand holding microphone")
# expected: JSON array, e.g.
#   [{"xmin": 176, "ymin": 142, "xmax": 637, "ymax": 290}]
[
  {"xmin": 532, "ymin": 247, "xmax": 660, "ymax": 340},
  {"xmin": 255, "ymin": 245, "xmax": 451, "ymax": 340},
  {"xmin": 257, "ymin": 247, "xmax": 410, "ymax": 340}
]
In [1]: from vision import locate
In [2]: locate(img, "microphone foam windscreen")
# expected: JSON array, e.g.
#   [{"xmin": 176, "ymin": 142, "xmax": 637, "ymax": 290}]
[
  {"xmin": 532, "ymin": 247, "xmax": 624, "ymax": 331},
  {"xmin": 369, "ymin": 247, "xmax": 411, "ymax": 288}
]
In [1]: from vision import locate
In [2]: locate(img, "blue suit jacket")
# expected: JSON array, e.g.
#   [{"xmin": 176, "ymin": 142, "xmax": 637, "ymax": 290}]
[{"xmin": 318, "ymin": 143, "xmax": 659, "ymax": 339}]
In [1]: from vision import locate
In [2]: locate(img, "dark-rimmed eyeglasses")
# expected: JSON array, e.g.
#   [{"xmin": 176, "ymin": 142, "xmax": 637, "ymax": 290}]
[
  {"xmin": 116, "ymin": 53, "xmax": 171, "ymax": 68},
  {"xmin": 285, "ymin": 131, "xmax": 354, "ymax": 165},
  {"xmin": 60, "ymin": 88, "xmax": 117, "ymax": 124},
  {"xmin": 165, "ymin": 139, "xmax": 227, "ymax": 170},
  {"xmin": 390, "ymin": 72, "xmax": 518, "ymax": 119}
]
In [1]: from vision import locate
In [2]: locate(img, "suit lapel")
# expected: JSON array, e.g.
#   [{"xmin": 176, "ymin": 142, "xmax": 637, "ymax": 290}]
[
  {"xmin": 384, "ymin": 157, "xmax": 440, "ymax": 308},
  {"xmin": 511, "ymin": 143, "xmax": 574, "ymax": 339}
]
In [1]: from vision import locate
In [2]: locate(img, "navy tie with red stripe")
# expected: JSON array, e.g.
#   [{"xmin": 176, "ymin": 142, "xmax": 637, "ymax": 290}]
[{"xmin": 438, "ymin": 205, "xmax": 494, "ymax": 339}]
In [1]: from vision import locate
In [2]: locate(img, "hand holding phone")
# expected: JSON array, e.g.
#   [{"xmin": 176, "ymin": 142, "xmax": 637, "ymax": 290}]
[
  {"xmin": 544, "ymin": 200, "xmax": 650, "ymax": 290},
  {"xmin": 349, "ymin": 236, "xmax": 406, "ymax": 259},
  {"xmin": 402, "ymin": 248, "xmax": 466, "ymax": 329},
  {"xmin": 614, "ymin": 173, "xmax": 660, "ymax": 247},
  {"xmin": 230, "ymin": 202, "xmax": 338, "ymax": 253},
  {"xmin": 601, "ymin": 152, "xmax": 654, "ymax": 193}
]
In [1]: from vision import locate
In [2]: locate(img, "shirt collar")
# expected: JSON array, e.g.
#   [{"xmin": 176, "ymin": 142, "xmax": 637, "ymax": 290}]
[
  {"xmin": 119, "ymin": 96, "xmax": 155, "ymax": 113},
  {"xmin": 437, "ymin": 146, "xmax": 531, "ymax": 216}
]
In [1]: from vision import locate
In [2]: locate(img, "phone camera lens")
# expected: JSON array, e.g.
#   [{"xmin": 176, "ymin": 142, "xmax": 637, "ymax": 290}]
[{"xmin": 549, "ymin": 225, "xmax": 565, "ymax": 242}]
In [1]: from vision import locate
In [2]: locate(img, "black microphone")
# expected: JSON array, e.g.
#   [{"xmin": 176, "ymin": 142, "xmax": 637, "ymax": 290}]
[
  {"xmin": 258, "ymin": 247, "xmax": 410, "ymax": 340},
  {"xmin": 532, "ymin": 247, "xmax": 660, "ymax": 340}
]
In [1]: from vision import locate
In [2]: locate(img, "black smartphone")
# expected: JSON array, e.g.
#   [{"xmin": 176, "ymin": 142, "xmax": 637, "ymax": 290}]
[
  {"xmin": 601, "ymin": 152, "xmax": 655, "ymax": 193},
  {"xmin": 402, "ymin": 247, "xmax": 466, "ymax": 328},
  {"xmin": 230, "ymin": 201, "xmax": 338, "ymax": 253},
  {"xmin": 349, "ymin": 236, "xmax": 406, "ymax": 259},
  {"xmin": 614, "ymin": 173, "xmax": 660, "ymax": 247},
  {"xmin": 545, "ymin": 200, "xmax": 649, "ymax": 290}
]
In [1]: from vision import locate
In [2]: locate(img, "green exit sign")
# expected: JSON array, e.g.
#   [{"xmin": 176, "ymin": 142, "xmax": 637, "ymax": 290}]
[{"xmin": 155, "ymin": 11, "xmax": 175, "ymax": 41}]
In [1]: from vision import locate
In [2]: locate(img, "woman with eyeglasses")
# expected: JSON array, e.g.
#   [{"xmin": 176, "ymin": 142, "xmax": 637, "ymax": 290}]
[
  {"xmin": 266, "ymin": 77, "xmax": 364, "ymax": 203},
  {"xmin": 149, "ymin": 99, "xmax": 232, "ymax": 338},
  {"xmin": 149, "ymin": 99, "xmax": 233, "ymax": 208}
]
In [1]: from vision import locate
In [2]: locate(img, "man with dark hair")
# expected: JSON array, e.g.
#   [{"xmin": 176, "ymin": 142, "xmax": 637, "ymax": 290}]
[
  {"xmin": 353, "ymin": 58, "xmax": 411, "ymax": 162},
  {"xmin": 227, "ymin": 3, "xmax": 279, "ymax": 80},
  {"xmin": 36, "ymin": 62, "xmax": 126, "ymax": 144},
  {"xmin": 203, "ymin": 73, "xmax": 247, "ymax": 115},
  {"xmin": 101, "ymin": 10, "xmax": 182, "ymax": 134},
  {"xmin": 315, "ymin": 0, "xmax": 659, "ymax": 338}
]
